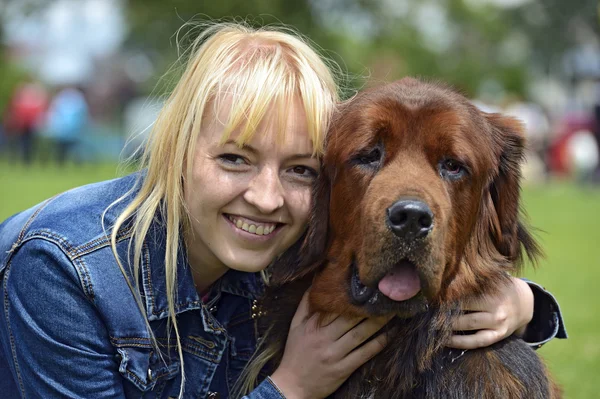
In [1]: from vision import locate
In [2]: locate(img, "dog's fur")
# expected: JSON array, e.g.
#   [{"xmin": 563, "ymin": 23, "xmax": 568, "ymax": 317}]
[{"xmin": 252, "ymin": 78, "xmax": 561, "ymax": 398}]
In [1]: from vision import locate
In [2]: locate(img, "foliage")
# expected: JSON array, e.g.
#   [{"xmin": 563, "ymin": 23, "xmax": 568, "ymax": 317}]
[
  {"xmin": 506, "ymin": 0, "xmax": 600, "ymax": 75},
  {"xmin": 124, "ymin": 0, "xmax": 343, "ymax": 94},
  {"xmin": 123, "ymin": 0, "xmax": 597, "ymax": 99}
]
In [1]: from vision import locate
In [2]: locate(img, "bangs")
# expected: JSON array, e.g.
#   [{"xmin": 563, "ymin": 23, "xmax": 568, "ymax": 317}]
[{"xmin": 206, "ymin": 39, "xmax": 328, "ymax": 156}]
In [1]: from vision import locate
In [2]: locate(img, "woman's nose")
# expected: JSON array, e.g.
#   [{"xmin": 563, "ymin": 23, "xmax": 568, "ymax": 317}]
[{"xmin": 243, "ymin": 167, "xmax": 285, "ymax": 214}]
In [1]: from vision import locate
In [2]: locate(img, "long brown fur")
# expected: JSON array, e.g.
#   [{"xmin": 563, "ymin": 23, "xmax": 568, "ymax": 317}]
[{"xmin": 251, "ymin": 78, "xmax": 560, "ymax": 398}]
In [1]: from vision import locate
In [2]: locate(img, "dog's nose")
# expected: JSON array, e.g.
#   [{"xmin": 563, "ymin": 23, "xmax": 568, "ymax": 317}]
[{"xmin": 387, "ymin": 200, "xmax": 433, "ymax": 240}]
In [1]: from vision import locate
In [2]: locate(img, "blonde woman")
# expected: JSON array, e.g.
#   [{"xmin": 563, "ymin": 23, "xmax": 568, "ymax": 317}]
[{"xmin": 0, "ymin": 23, "xmax": 565, "ymax": 398}]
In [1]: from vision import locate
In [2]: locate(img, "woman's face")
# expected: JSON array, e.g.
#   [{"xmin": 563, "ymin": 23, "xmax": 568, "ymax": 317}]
[{"xmin": 184, "ymin": 97, "xmax": 319, "ymax": 277}]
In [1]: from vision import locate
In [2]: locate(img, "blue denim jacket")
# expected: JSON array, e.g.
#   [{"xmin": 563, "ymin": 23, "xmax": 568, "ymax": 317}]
[{"xmin": 0, "ymin": 173, "xmax": 566, "ymax": 398}]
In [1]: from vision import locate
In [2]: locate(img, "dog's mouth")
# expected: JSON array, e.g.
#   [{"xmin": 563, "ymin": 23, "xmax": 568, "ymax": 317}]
[{"xmin": 350, "ymin": 260, "xmax": 422, "ymax": 305}]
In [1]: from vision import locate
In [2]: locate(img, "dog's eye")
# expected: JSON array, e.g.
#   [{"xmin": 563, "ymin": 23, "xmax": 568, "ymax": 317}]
[
  {"xmin": 439, "ymin": 159, "xmax": 466, "ymax": 180},
  {"xmin": 354, "ymin": 148, "xmax": 382, "ymax": 168},
  {"xmin": 443, "ymin": 160, "xmax": 461, "ymax": 173}
]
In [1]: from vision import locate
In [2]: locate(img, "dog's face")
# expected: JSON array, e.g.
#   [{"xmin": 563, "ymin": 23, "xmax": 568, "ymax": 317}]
[{"xmin": 273, "ymin": 78, "xmax": 536, "ymax": 318}]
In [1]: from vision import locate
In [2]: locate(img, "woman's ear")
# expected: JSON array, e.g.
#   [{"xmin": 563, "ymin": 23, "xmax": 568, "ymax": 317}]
[{"xmin": 269, "ymin": 164, "xmax": 331, "ymax": 285}]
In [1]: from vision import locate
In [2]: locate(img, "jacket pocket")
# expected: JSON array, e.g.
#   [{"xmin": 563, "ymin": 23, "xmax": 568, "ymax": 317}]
[{"xmin": 117, "ymin": 345, "xmax": 180, "ymax": 392}]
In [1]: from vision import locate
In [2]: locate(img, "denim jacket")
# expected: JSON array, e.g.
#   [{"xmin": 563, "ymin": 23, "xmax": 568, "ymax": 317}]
[{"xmin": 0, "ymin": 173, "xmax": 566, "ymax": 398}]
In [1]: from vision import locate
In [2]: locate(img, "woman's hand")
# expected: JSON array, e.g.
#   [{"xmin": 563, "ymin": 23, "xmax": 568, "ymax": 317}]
[
  {"xmin": 448, "ymin": 277, "xmax": 534, "ymax": 349},
  {"xmin": 270, "ymin": 290, "xmax": 391, "ymax": 399}
]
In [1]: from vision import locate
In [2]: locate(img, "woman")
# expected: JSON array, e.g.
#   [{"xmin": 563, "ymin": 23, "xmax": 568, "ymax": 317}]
[{"xmin": 0, "ymin": 22, "xmax": 565, "ymax": 399}]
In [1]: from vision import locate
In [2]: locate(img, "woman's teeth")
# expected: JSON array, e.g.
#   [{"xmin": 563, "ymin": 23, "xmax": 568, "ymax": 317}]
[{"xmin": 227, "ymin": 215, "xmax": 277, "ymax": 235}]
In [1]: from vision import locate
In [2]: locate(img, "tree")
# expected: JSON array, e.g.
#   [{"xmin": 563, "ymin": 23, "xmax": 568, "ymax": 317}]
[{"xmin": 123, "ymin": 0, "xmax": 598, "ymax": 99}]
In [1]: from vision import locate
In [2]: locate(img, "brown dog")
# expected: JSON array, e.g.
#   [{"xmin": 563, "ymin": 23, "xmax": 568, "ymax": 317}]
[{"xmin": 252, "ymin": 78, "xmax": 560, "ymax": 398}]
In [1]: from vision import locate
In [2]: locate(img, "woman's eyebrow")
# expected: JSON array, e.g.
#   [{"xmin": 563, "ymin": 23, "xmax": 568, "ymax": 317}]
[
  {"xmin": 223, "ymin": 140, "xmax": 257, "ymax": 153},
  {"xmin": 286, "ymin": 153, "xmax": 317, "ymax": 162},
  {"xmin": 223, "ymin": 140, "xmax": 315, "ymax": 161}
]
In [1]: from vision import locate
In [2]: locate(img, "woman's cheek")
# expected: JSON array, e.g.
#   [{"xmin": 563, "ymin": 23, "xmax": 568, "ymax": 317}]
[{"xmin": 289, "ymin": 185, "xmax": 313, "ymax": 223}]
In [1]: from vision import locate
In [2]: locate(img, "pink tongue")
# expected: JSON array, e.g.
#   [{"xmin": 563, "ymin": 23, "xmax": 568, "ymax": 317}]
[{"xmin": 378, "ymin": 263, "xmax": 421, "ymax": 301}]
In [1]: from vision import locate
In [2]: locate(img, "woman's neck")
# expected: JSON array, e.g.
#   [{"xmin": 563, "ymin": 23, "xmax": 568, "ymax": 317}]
[{"xmin": 185, "ymin": 237, "xmax": 229, "ymax": 294}]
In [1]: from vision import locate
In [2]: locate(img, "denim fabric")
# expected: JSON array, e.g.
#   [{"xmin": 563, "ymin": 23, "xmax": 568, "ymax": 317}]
[
  {"xmin": 242, "ymin": 378, "xmax": 287, "ymax": 399},
  {"xmin": 0, "ymin": 173, "xmax": 282, "ymax": 399}
]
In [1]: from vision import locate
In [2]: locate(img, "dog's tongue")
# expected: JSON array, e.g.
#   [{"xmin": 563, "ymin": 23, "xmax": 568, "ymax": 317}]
[{"xmin": 378, "ymin": 262, "xmax": 421, "ymax": 301}]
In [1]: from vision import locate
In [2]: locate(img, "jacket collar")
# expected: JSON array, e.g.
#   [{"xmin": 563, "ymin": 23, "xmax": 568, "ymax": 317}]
[{"xmin": 140, "ymin": 217, "xmax": 265, "ymax": 321}]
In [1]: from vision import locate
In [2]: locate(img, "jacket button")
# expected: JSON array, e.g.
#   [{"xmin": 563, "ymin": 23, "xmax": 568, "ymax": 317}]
[{"xmin": 207, "ymin": 392, "xmax": 220, "ymax": 398}]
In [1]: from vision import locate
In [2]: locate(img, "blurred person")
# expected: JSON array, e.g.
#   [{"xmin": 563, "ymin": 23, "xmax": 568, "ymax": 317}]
[
  {"xmin": 593, "ymin": 78, "xmax": 600, "ymax": 181},
  {"xmin": 3, "ymin": 80, "xmax": 48, "ymax": 164},
  {"xmin": 504, "ymin": 99, "xmax": 552, "ymax": 184},
  {"xmin": 548, "ymin": 111, "xmax": 595, "ymax": 177},
  {"xmin": 566, "ymin": 129, "xmax": 599, "ymax": 180},
  {"xmin": 0, "ymin": 22, "xmax": 565, "ymax": 398},
  {"xmin": 0, "ymin": 122, "xmax": 5, "ymax": 154},
  {"xmin": 45, "ymin": 86, "xmax": 89, "ymax": 165}
]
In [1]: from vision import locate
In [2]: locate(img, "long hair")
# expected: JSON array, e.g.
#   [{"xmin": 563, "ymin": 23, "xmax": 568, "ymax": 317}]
[{"xmin": 106, "ymin": 21, "xmax": 340, "ymax": 397}]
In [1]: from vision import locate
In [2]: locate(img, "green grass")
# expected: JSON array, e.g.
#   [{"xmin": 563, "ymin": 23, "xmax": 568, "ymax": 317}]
[
  {"xmin": 0, "ymin": 160, "xmax": 598, "ymax": 397},
  {"xmin": 0, "ymin": 160, "xmax": 124, "ymax": 217},
  {"xmin": 521, "ymin": 183, "xmax": 600, "ymax": 398}
]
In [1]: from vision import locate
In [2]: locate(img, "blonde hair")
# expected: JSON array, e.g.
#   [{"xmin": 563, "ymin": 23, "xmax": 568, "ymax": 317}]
[{"xmin": 108, "ymin": 21, "xmax": 340, "ymax": 397}]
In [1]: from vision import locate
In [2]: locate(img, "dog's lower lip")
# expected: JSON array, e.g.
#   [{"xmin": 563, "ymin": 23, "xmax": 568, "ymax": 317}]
[
  {"xmin": 350, "ymin": 262, "xmax": 377, "ymax": 305},
  {"xmin": 351, "ymin": 263, "xmax": 375, "ymax": 304}
]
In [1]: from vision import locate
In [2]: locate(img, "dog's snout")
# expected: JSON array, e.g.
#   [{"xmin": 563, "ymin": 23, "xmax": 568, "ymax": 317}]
[{"xmin": 387, "ymin": 200, "xmax": 433, "ymax": 240}]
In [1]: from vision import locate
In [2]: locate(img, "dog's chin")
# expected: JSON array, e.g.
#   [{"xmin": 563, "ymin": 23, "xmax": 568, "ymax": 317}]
[{"xmin": 349, "ymin": 261, "xmax": 429, "ymax": 318}]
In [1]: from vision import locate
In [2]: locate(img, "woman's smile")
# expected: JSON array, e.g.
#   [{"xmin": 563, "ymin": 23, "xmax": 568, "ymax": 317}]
[{"xmin": 223, "ymin": 213, "xmax": 283, "ymax": 241}]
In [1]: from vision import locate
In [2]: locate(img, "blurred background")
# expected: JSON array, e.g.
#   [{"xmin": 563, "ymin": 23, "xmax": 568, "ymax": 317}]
[{"xmin": 0, "ymin": 0, "xmax": 598, "ymax": 397}]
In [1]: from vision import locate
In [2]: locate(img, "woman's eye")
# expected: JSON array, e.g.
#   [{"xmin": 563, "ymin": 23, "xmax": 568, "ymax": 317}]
[
  {"xmin": 290, "ymin": 165, "xmax": 317, "ymax": 178},
  {"xmin": 218, "ymin": 154, "xmax": 247, "ymax": 165}
]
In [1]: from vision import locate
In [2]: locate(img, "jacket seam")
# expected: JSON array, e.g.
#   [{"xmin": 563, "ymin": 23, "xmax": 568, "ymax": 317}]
[
  {"xmin": 71, "ymin": 225, "xmax": 134, "ymax": 259},
  {"xmin": 266, "ymin": 376, "xmax": 286, "ymax": 398},
  {"xmin": 142, "ymin": 241, "xmax": 156, "ymax": 315},
  {"xmin": 2, "ymin": 260, "xmax": 27, "ymax": 398},
  {"xmin": 13, "ymin": 196, "xmax": 58, "ymax": 249},
  {"xmin": 110, "ymin": 339, "xmax": 154, "ymax": 349},
  {"xmin": 15, "ymin": 234, "xmax": 96, "ymax": 301}
]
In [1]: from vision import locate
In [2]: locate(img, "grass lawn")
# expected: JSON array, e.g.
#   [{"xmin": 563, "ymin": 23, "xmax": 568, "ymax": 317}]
[
  {"xmin": 0, "ymin": 160, "xmax": 598, "ymax": 397},
  {"xmin": 521, "ymin": 183, "xmax": 599, "ymax": 398}
]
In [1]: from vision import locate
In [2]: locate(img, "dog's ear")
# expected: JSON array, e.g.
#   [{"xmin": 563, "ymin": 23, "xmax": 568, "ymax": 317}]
[
  {"xmin": 484, "ymin": 114, "xmax": 542, "ymax": 268},
  {"xmin": 269, "ymin": 164, "xmax": 331, "ymax": 285}
]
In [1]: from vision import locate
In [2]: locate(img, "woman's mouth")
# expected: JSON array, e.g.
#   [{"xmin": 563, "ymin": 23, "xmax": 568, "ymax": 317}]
[{"xmin": 224, "ymin": 214, "xmax": 280, "ymax": 236}]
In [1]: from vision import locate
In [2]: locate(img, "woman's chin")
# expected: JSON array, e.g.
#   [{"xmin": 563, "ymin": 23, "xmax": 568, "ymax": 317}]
[{"xmin": 218, "ymin": 248, "xmax": 275, "ymax": 274}]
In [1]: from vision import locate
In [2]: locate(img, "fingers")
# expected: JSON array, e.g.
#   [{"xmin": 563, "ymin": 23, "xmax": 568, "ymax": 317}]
[
  {"xmin": 451, "ymin": 310, "xmax": 510, "ymax": 349},
  {"xmin": 322, "ymin": 314, "xmax": 366, "ymax": 341},
  {"xmin": 319, "ymin": 312, "xmax": 342, "ymax": 328},
  {"xmin": 459, "ymin": 295, "xmax": 495, "ymax": 312},
  {"xmin": 335, "ymin": 316, "xmax": 392, "ymax": 354},
  {"xmin": 290, "ymin": 290, "xmax": 312, "ymax": 329},
  {"xmin": 447, "ymin": 329, "xmax": 503, "ymax": 350},
  {"xmin": 340, "ymin": 331, "xmax": 388, "ymax": 371},
  {"xmin": 452, "ymin": 311, "xmax": 497, "ymax": 332}
]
